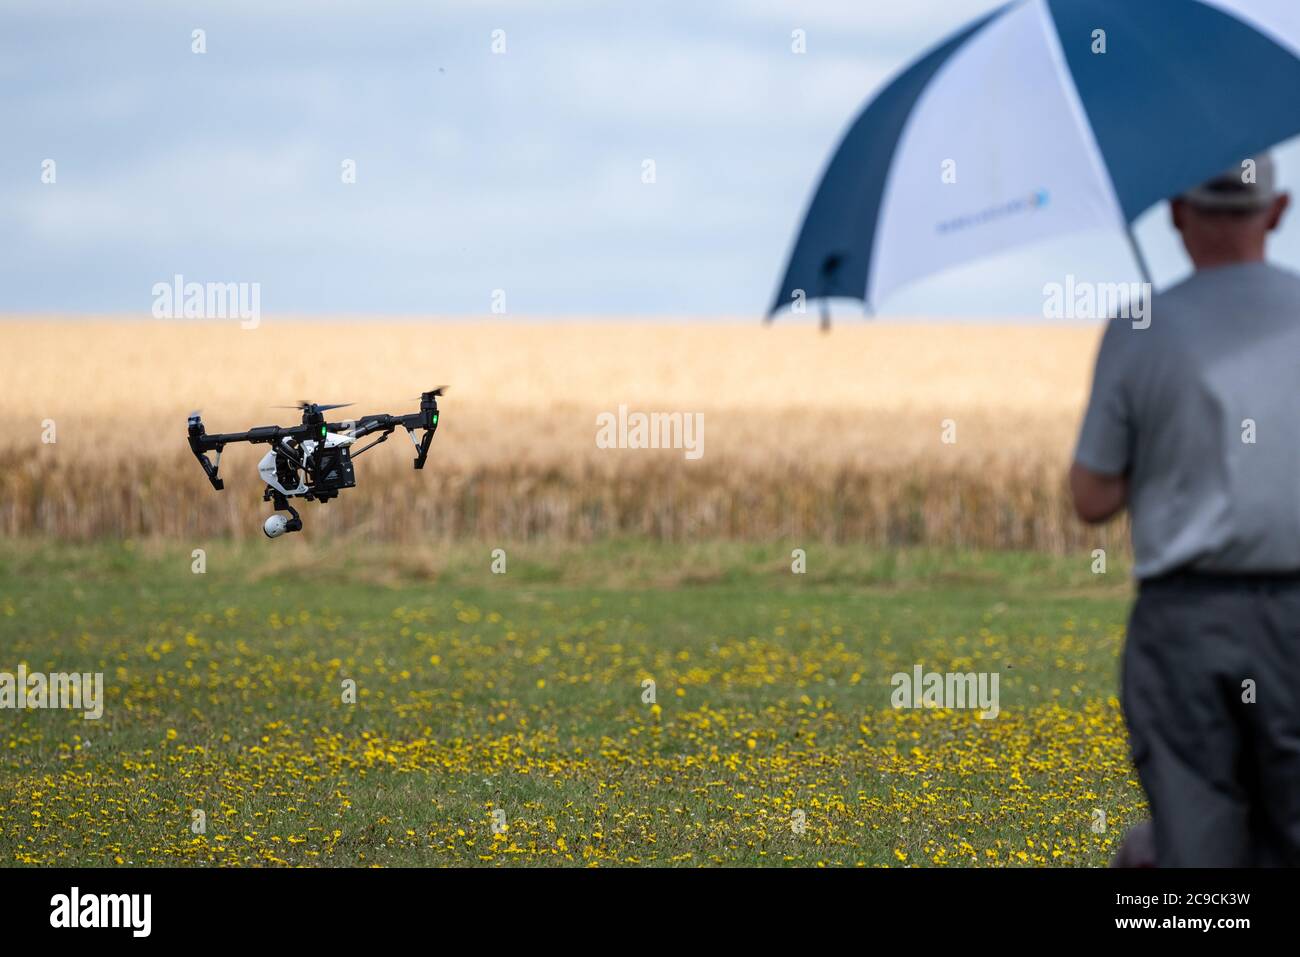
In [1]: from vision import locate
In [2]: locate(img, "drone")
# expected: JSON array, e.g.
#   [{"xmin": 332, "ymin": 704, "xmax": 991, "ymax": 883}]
[{"xmin": 187, "ymin": 389, "xmax": 444, "ymax": 538}]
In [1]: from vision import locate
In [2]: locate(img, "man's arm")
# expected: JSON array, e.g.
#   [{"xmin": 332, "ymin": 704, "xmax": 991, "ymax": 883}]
[
  {"xmin": 1072, "ymin": 317, "xmax": 1135, "ymax": 524},
  {"xmin": 1069, "ymin": 462, "xmax": 1127, "ymax": 524}
]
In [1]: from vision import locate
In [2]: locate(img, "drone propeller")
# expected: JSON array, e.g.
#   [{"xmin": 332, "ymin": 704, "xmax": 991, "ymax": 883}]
[
  {"xmin": 273, "ymin": 401, "xmax": 354, "ymax": 412},
  {"xmin": 408, "ymin": 386, "xmax": 449, "ymax": 400}
]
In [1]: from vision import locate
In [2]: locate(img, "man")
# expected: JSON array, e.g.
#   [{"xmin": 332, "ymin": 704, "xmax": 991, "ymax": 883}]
[{"xmin": 1071, "ymin": 153, "xmax": 1300, "ymax": 866}]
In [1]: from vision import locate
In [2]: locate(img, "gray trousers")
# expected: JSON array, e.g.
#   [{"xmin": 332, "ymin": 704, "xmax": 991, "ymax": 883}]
[{"xmin": 1122, "ymin": 573, "xmax": 1300, "ymax": 866}]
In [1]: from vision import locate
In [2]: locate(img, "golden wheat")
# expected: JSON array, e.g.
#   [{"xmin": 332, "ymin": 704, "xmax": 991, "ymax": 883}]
[{"xmin": 0, "ymin": 318, "xmax": 1118, "ymax": 548}]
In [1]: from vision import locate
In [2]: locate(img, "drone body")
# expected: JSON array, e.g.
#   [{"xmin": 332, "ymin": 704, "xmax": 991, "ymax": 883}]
[{"xmin": 187, "ymin": 390, "xmax": 444, "ymax": 538}]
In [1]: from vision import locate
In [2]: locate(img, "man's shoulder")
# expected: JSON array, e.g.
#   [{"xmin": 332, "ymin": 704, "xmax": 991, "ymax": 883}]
[
  {"xmin": 1145, "ymin": 262, "xmax": 1300, "ymax": 331},
  {"xmin": 1261, "ymin": 261, "xmax": 1300, "ymax": 283},
  {"xmin": 1154, "ymin": 261, "xmax": 1300, "ymax": 304},
  {"xmin": 1097, "ymin": 262, "xmax": 1300, "ymax": 363},
  {"xmin": 1254, "ymin": 261, "xmax": 1300, "ymax": 296}
]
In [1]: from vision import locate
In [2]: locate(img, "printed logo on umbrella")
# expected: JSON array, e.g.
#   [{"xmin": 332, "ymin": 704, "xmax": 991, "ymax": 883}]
[{"xmin": 936, "ymin": 188, "xmax": 1050, "ymax": 235}]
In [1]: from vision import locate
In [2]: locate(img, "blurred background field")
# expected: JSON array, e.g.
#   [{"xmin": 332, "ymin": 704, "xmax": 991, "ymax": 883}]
[{"xmin": 0, "ymin": 318, "xmax": 1124, "ymax": 552}]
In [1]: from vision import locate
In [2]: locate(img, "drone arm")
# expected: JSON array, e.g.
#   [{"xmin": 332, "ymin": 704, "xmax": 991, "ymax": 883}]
[
  {"xmin": 346, "ymin": 414, "xmax": 398, "ymax": 440},
  {"xmin": 187, "ymin": 417, "xmax": 301, "ymax": 491},
  {"xmin": 331, "ymin": 405, "xmax": 438, "ymax": 469},
  {"xmin": 194, "ymin": 425, "xmax": 288, "ymax": 447}
]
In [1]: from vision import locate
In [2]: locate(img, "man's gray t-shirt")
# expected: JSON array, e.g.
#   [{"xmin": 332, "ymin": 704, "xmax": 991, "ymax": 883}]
[{"xmin": 1075, "ymin": 261, "xmax": 1300, "ymax": 579}]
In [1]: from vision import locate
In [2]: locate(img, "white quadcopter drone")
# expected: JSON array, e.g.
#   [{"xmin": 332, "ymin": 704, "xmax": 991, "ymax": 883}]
[{"xmin": 186, "ymin": 390, "xmax": 444, "ymax": 538}]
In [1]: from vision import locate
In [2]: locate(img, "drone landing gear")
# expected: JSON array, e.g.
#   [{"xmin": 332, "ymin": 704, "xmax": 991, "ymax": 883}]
[{"xmin": 262, "ymin": 490, "xmax": 303, "ymax": 539}]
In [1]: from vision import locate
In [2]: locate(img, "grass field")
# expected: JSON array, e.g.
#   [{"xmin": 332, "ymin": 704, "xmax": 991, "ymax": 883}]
[{"xmin": 0, "ymin": 539, "xmax": 1144, "ymax": 867}]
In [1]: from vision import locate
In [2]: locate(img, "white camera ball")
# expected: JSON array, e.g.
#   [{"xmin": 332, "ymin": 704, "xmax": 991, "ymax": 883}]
[{"xmin": 263, "ymin": 514, "xmax": 289, "ymax": 539}]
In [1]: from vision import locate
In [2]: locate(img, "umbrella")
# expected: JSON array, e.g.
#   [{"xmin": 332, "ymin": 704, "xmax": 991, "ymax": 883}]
[{"xmin": 770, "ymin": 0, "xmax": 1300, "ymax": 327}]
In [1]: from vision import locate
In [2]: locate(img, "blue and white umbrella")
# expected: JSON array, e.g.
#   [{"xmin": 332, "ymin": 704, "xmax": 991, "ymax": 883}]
[{"xmin": 771, "ymin": 0, "xmax": 1300, "ymax": 319}]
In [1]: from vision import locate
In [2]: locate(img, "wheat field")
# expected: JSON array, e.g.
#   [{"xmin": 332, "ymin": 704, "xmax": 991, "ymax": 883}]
[{"xmin": 0, "ymin": 318, "xmax": 1122, "ymax": 550}]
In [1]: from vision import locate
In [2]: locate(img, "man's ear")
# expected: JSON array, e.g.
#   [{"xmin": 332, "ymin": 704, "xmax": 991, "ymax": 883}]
[
  {"xmin": 1266, "ymin": 193, "xmax": 1290, "ymax": 232},
  {"xmin": 1170, "ymin": 197, "xmax": 1186, "ymax": 232}
]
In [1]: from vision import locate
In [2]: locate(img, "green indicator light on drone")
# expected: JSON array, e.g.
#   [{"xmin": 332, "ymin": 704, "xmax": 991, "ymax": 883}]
[
  {"xmin": 432, "ymin": 414, "xmax": 438, "ymax": 424},
  {"xmin": 321, "ymin": 426, "xmax": 327, "ymax": 437}
]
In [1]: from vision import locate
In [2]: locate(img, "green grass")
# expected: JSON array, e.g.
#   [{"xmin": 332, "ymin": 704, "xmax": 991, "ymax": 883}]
[{"xmin": 0, "ymin": 539, "xmax": 1142, "ymax": 867}]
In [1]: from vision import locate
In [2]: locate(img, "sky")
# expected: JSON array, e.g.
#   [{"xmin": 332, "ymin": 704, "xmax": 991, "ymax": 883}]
[{"xmin": 3, "ymin": 0, "xmax": 1299, "ymax": 319}]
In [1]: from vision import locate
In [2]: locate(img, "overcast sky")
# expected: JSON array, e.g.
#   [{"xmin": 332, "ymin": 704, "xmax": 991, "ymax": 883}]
[{"xmin": 4, "ymin": 0, "xmax": 1298, "ymax": 318}]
